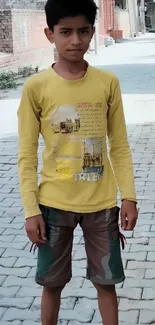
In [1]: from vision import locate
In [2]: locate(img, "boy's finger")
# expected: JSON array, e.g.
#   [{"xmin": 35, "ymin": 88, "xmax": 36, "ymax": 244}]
[
  {"xmin": 125, "ymin": 223, "xmax": 133, "ymax": 231},
  {"xmin": 126, "ymin": 217, "xmax": 136, "ymax": 230},
  {"xmin": 121, "ymin": 207, "xmax": 127, "ymax": 230},
  {"xmin": 27, "ymin": 231, "xmax": 39, "ymax": 244},
  {"xmin": 26, "ymin": 229, "xmax": 44, "ymax": 244},
  {"xmin": 121, "ymin": 214, "xmax": 127, "ymax": 230},
  {"xmin": 39, "ymin": 222, "xmax": 46, "ymax": 241},
  {"xmin": 29, "ymin": 234, "xmax": 45, "ymax": 245}
]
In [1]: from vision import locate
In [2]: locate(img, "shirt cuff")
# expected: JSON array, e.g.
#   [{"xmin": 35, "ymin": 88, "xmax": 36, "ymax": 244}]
[
  {"xmin": 25, "ymin": 205, "xmax": 42, "ymax": 219},
  {"xmin": 121, "ymin": 197, "xmax": 137, "ymax": 204}
]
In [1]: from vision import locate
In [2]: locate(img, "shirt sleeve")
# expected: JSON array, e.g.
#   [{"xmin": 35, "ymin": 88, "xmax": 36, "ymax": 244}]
[
  {"xmin": 107, "ymin": 76, "xmax": 137, "ymax": 203},
  {"xmin": 18, "ymin": 81, "xmax": 42, "ymax": 218}
]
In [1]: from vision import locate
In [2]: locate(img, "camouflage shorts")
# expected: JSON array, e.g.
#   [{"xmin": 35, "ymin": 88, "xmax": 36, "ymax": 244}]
[{"xmin": 35, "ymin": 205, "xmax": 125, "ymax": 287}]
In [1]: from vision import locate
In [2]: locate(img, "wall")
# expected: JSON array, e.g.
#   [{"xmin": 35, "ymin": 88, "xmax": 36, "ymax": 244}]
[
  {"xmin": 114, "ymin": 8, "xmax": 131, "ymax": 38},
  {"xmin": 151, "ymin": 5, "xmax": 155, "ymax": 29},
  {"xmin": 0, "ymin": 9, "xmax": 54, "ymax": 71},
  {"xmin": 146, "ymin": 3, "xmax": 155, "ymax": 30},
  {"xmin": 99, "ymin": 0, "xmax": 123, "ymax": 41},
  {"xmin": 11, "ymin": 10, "xmax": 50, "ymax": 54},
  {"xmin": 98, "ymin": 0, "xmax": 105, "ymax": 45},
  {"xmin": 0, "ymin": 0, "xmax": 45, "ymax": 9},
  {"xmin": 104, "ymin": 0, "xmax": 115, "ymax": 34},
  {"xmin": 0, "ymin": 10, "xmax": 13, "ymax": 53},
  {"xmin": 98, "ymin": 0, "xmax": 121, "ymax": 45}
]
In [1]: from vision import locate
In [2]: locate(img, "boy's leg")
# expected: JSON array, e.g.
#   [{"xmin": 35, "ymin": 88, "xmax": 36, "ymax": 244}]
[
  {"xmin": 41, "ymin": 286, "xmax": 64, "ymax": 325},
  {"xmin": 35, "ymin": 206, "xmax": 77, "ymax": 325},
  {"xmin": 94, "ymin": 284, "xmax": 118, "ymax": 325},
  {"xmin": 81, "ymin": 207, "xmax": 125, "ymax": 325}
]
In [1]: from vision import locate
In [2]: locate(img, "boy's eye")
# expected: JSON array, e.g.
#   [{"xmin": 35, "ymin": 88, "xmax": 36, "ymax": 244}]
[
  {"xmin": 61, "ymin": 31, "xmax": 70, "ymax": 35},
  {"xmin": 81, "ymin": 30, "xmax": 89, "ymax": 35},
  {"xmin": 60, "ymin": 29, "xmax": 89, "ymax": 36}
]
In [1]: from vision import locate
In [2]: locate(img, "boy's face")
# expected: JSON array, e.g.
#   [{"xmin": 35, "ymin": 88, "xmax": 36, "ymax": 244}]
[{"xmin": 45, "ymin": 15, "xmax": 95, "ymax": 63}]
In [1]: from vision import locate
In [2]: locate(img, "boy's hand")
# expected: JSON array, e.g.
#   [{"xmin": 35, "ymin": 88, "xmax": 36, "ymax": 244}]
[
  {"xmin": 121, "ymin": 200, "xmax": 138, "ymax": 231},
  {"xmin": 25, "ymin": 215, "xmax": 46, "ymax": 244}
]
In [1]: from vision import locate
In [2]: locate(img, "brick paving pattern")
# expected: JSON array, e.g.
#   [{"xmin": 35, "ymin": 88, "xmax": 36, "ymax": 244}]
[{"xmin": 0, "ymin": 122, "xmax": 155, "ymax": 324}]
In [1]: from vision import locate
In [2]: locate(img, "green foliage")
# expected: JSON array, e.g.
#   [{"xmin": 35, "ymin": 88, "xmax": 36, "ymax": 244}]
[
  {"xmin": 0, "ymin": 71, "xmax": 18, "ymax": 89},
  {"xmin": 0, "ymin": 65, "xmax": 39, "ymax": 90}
]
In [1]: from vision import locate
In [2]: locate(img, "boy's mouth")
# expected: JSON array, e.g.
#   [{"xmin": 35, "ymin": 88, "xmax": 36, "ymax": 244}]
[{"xmin": 67, "ymin": 49, "xmax": 83, "ymax": 52}]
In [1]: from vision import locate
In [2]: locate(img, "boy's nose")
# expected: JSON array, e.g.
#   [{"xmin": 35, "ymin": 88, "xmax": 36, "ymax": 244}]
[{"xmin": 71, "ymin": 33, "xmax": 82, "ymax": 45}]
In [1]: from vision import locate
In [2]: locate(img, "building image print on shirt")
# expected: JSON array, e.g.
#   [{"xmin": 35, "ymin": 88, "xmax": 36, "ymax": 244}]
[
  {"xmin": 75, "ymin": 138, "xmax": 104, "ymax": 182},
  {"xmin": 83, "ymin": 138, "xmax": 103, "ymax": 175},
  {"xmin": 51, "ymin": 105, "xmax": 80, "ymax": 134}
]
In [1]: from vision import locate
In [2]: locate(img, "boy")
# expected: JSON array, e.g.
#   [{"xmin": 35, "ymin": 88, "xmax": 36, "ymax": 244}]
[{"xmin": 18, "ymin": 0, "xmax": 138, "ymax": 325}]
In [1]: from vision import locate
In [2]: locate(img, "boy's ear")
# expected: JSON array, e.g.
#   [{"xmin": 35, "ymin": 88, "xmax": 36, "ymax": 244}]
[{"xmin": 44, "ymin": 28, "xmax": 54, "ymax": 43}]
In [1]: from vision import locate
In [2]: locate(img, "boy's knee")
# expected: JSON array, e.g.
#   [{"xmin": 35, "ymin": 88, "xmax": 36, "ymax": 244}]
[
  {"xmin": 43, "ymin": 285, "xmax": 65, "ymax": 295},
  {"xmin": 94, "ymin": 283, "xmax": 115, "ymax": 294}
]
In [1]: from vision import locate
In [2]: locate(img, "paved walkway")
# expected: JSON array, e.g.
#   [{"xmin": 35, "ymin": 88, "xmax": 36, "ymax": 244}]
[
  {"xmin": 0, "ymin": 34, "xmax": 155, "ymax": 324},
  {"xmin": 0, "ymin": 124, "xmax": 155, "ymax": 324}
]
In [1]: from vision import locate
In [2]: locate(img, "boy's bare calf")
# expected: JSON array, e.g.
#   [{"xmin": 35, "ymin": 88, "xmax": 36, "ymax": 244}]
[
  {"xmin": 41, "ymin": 284, "xmax": 118, "ymax": 325},
  {"xmin": 94, "ymin": 284, "xmax": 118, "ymax": 325},
  {"xmin": 41, "ymin": 286, "xmax": 64, "ymax": 325}
]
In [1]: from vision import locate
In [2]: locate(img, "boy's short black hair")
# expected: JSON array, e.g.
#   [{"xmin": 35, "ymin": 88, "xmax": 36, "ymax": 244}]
[{"xmin": 45, "ymin": 0, "xmax": 98, "ymax": 31}]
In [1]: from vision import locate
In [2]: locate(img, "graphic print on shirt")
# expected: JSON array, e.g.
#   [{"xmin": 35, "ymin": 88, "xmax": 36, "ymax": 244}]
[
  {"xmin": 74, "ymin": 137, "xmax": 104, "ymax": 182},
  {"xmin": 51, "ymin": 105, "xmax": 80, "ymax": 134},
  {"xmin": 51, "ymin": 103, "xmax": 105, "ymax": 182}
]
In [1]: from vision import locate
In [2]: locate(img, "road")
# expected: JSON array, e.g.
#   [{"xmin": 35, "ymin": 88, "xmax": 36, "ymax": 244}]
[{"xmin": 0, "ymin": 34, "xmax": 155, "ymax": 324}]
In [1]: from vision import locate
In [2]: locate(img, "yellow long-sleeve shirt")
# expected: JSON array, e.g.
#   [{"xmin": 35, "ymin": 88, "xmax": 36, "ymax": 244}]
[{"xmin": 18, "ymin": 65, "xmax": 136, "ymax": 219}]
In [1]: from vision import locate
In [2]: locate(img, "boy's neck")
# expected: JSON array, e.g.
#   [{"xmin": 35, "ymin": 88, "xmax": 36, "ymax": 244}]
[{"xmin": 53, "ymin": 56, "xmax": 88, "ymax": 80}]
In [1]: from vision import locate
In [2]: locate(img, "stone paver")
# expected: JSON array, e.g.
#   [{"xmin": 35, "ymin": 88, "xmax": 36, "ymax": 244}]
[{"xmin": 1, "ymin": 36, "xmax": 155, "ymax": 324}]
